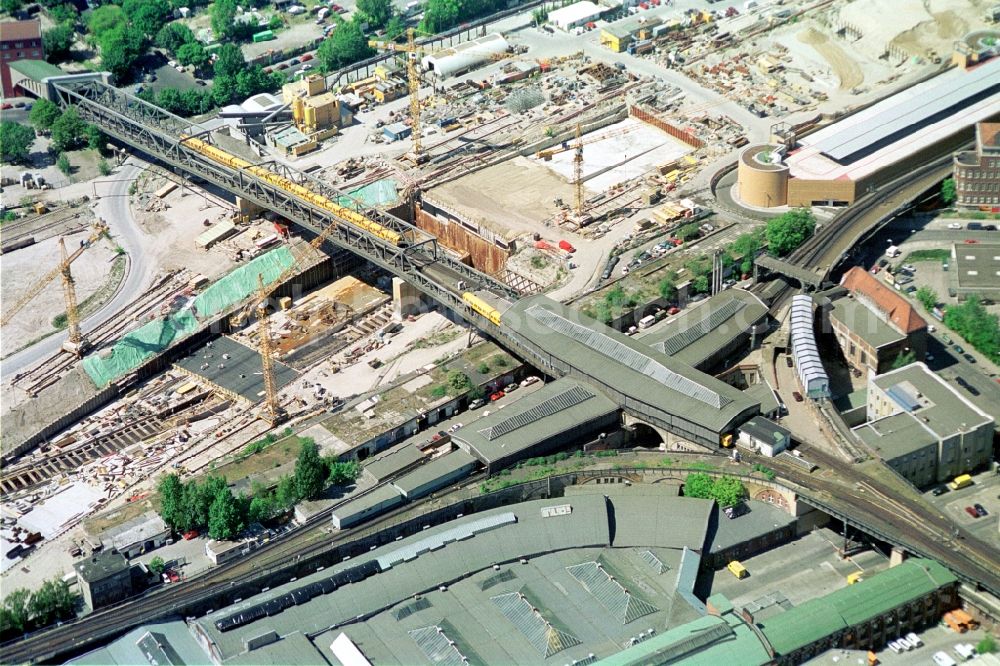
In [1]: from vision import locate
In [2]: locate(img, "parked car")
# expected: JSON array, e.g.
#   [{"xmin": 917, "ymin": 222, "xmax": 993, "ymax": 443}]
[
  {"xmin": 954, "ymin": 345, "xmax": 965, "ymax": 354},
  {"xmin": 182, "ymin": 529, "xmax": 199, "ymax": 540},
  {"xmin": 520, "ymin": 375, "xmax": 540, "ymax": 387},
  {"xmin": 504, "ymin": 382, "xmax": 518, "ymax": 392},
  {"xmin": 792, "ymin": 391, "xmax": 803, "ymax": 402},
  {"xmin": 974, "ymin": 503, "xmax": 988, "ymax": 517},
  {"xmin": 447, "ymin": 422, "xmax": 463, "ymax": 433},
  {"xmin": 301, "ymin": 53, "xmax": 314, "ymax": 62},
  {"xmin": 964, "ymin": 506, "xmax": 979, "ymax": 518},
  {"xmin": 469, "ymin": 398, "xmax": 485, "ymax": 410},
  {"xmin": 906, "ymin": 632, "xmax": 923, "ymax": 648},
  {"xmin": 947, "ymin": 222, "xmax": 962, "ymax": 229},
  {"xmin": 785, "ymin": 356, "xmax": 793, "ymax": 368},
  {"xmin": 932, "ymin": 486, "xmax": 948, "ymax": 496},
  {"xmin": 967, "ymin": 222, "xmax": 983, "ymax": 231},
  {"xmin": 888, "ymin": 640, "xmax": 902, "ymax": 655},
  {"xmin": 964, "ymin": 353, "xmax": 976, "ymax": 364},
  {"xmin": 276, "ymin": 62, "xmax": 289, "ymax": 70},
  {"xmin": 984, "ymin": 224, "xmax": 998, "ymax": 231},
  {"xmin": 667, "ymin": 306, "xmax": 680, "ymax": 315},
  {"xmin": 489, "ymin": 390, "xmax": 505, "ymax": 401},
  {"xmin": 289, "ymin": 58, "xmax": 301, "ymax": 66}
]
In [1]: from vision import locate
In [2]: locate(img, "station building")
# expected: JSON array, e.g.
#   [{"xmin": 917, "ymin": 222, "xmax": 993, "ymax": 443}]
[
  {"xmin": 853, "ymin": 363, "xmax": 995, "ymax": 487},
  {"xmin": 736, "ymin": 57, "xmax": 1000, "ymax": 208},
  {"xmin": 953, "ymin": 122, "xmax": 1000, "ymax": 210}
]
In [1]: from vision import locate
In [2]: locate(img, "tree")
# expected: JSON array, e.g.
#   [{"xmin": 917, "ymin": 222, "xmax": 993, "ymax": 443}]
[
  {"xmin": 692, "ymin": 274, "xmax": 709, "ymax": 294},
  {"xmin": 56, "ymin": 152, "xmax": 72, "ymax": 175},
  {"xmin": 0, "ymin": 122, "xmax": 35, "ymax": 164},
  {"xmin": 683, "ymin": 472, "xmax": 714, "ymax": 499},
  {"xmin": 327, "ymin": 460, "xmax": 361, "ymax": 486},
  {"xmin": 99, "ymin": 24, "xmax": 146, "ymax": 81},
  {"xmin": 420, "ymin": 0, "xmax": 459, "ymax": 33},
  {"xmin": 658, "ymin": 271, "xmax": 678, "ymax": 301},
  {"xmin": 915, "ymin": 286, "xmax": 937, "ymax": 311},
  {"xmin": 247, "ymin": 495, "xmax": 273, "ymax": 524},
  {"xmin": 730, "ymin": 228, "xmax": 764, "ymax": 275},
  {"xmin": 43, "ymin": 23, "xmax": 75, "ymax": 61},
  {"xmin": 85, "ymin": 124, "xmax": 104, "ymax": 151},
  {"xmin": 213, "ymin": 42, "xmax": 245, "ymax": 79},
  {"xmin": 210, "ymin": 0, "xmax": 238, "ymax": 39},
  {"xmin": 294, "ymin": 439, "xmax": 327, "ymax": 501},
  {"xmin": 274, "ymin": 475, "xmax": 298, "ymax": 509},
  {"xmin": 148, "ymin": 556, "xmax": 166, "ymax": 575},
  {"xmin": 155, "ymin": 21, "xmax": 194, "ymax": 52},
  {"xmin": 49, "ymin": 107, "xmax": 87, "ymax": 152},
  {"xmin": 29, "ymin": 99, "xmax": 62, "ymax": 132},
  {"xmin": 1, "ymin": 0, "xmax": 26, "ymax": 15},
  {"xmin": 316, "ymin": 17, "xmax": 372, "ymax": 71},
  {"xmin": 207, "ymin": 486, "xmax": 243, "ymax": 540},
  {"xmin": 676, "ymin": 222, "xmax": 700, "ymax": 241},
  {"xmin": 157, "ymin": 473, "xmax": 186, "ymax": 530},
  {"xmin": 941, "ymin": 177, "xmax": 956, "ymax": 205},
  {"xmin": 47, "ymin": 2, "xmax": 78, "ymax": 23},
  {"xmin": 122, "ymin": 0, "xmax": 171, "ymax": 37},
  {"xmin": 234, "ymin": 65, "xmax": 279, "ymax": 99},
  {"xmin": 357, "ymin": 0, "xmax": 392, "ymax": 29},
  {"xmin": 2, "ymin": 588, "xmax": 31, "ymax": 633},
  {"xmin": 977, "ymin": 636, "xmax": 997, "ymax": 654},
  {"xmin": 890, "ymin": 349, "xmax": 916, "ymax": 370},
  {"xmin": 711, "ymin": 476, "xmax": 746, "ymax": 508},
  {"xmin": 446, "ymin": 370, "xmax": 471, "ymax": 393},
  {"xmin": 384, "ymin": 14, "xmax": 406, "ymax": 40},
  {"xmin": 765, "ymin": 208, "xmax": 815, "ymax": 257},
  {"xmin": 87, "ymin": 4, "xmax": 125, "ymax": 40},
  {"xmin": 944, "ymin": 295, "xmax": 1000, "ymax": 363},
  {"xmin": 177, "ymin": 41, "xmax": 209, "ymax": 69}
]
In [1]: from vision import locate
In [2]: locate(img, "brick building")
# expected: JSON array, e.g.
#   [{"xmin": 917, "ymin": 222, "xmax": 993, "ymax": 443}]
[
  {"xmin": 0, "ymin": 20, "xmax": 42, "ymax": 98},
  {"xmin": 953, "ymin": 122, "xmax": 1000, "ymax": 209},
  {"xmin": 825, "ymin": 267, "xmax": 928, "ymax": 375},
  {"xmin": 74, "ymin": 550, "xmax": 133, "ymax": 610}
]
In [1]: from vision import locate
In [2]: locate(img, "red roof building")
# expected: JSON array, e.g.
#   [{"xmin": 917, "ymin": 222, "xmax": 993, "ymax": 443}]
[
  {"xmin": 1, "ymin": 20, "xmax": 42, "ymax": 98},
  {"xmin": 840, "ymin": 267, "xmax": 928, "ymax": 334}
]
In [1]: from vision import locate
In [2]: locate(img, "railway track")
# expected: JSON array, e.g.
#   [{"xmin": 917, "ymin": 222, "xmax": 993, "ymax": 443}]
[{"xmin": 0, "ymin": 212, "xmax": 89, "ymax": 251}]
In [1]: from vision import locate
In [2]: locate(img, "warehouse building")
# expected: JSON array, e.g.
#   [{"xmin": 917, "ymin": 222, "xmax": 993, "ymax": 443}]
[
  {"xmin": 547, "ymin": 1, "xmax": 604, "ymax": 31},
  {"xmin": 951, "ymin": 242, "xmax": 1000, "ymax": 298},
  {"xmin": 826, "ymin": 267, "xmax": 928, "ymax": 374},
  {"xmin": 953, "ymin": 121, "xmax": 1000, "ymax": 209},
  {"xmin": 853, "ymin": 363, "xmax": 994, "ymax": 487},
  {"xmin": 758, "ymin": 558, "xmax": 958, "ymax": 664},
  {"xmin": 391, "ymin": 449, "xmax": 478, "ymax": 499},
  {"xmin": 638, "ymin": 289, "xmax": 770, "ymax": 372},
  {"xmin": 98, "ymin": 512, "xmax": 170, "ymax": 559},
  {"xmin": 453, "ymin": 377, "xmax": 620, "ymax": 474},
  {"xmin": 736, "ymin": 58, "xmax": 1000, "ymax": 208},
  {"xmin": 599, "ymin": 16, "xmax": 663, "ymax": 53},
  {"xmin": 421, "ymin": 33, "xmax": 509, "ymax": 79},
  {"xmin": 331, "ymin": 485, "xmax": 405, "ymax": 530}
]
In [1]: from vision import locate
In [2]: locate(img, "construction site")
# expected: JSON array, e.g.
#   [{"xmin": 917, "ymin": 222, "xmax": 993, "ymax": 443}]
[{"xmin": 1, "ymin": 0, "xmax": 998, "ymax": 618}]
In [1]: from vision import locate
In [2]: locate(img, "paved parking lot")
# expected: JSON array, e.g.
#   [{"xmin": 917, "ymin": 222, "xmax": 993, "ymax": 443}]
[
  {"xmin": 921, "ymin": 468, "xmax": 1000, "ymax": 552},
  {"xmin": 806, "ymin": 623, "xmax": 993, "ymax": 666}
]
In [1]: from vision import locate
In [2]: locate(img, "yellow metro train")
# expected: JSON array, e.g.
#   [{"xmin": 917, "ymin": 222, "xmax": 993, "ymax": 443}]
[
  {"xmin": 180, "ymin": 135, "xmax": 405, "ymax": 246},
  {"xmin": 462, "ymin": 292, "xmax": 502, "ymax": 326}
]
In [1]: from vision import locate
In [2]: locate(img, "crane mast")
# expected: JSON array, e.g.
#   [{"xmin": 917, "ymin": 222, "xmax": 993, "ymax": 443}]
[
  {"xmin": 574, "ymin": 123, "xmax": 584, "ymax": 217},
  {"xmin": 256, "ymin": 273, "xmax": 286, "ymax": 425}
]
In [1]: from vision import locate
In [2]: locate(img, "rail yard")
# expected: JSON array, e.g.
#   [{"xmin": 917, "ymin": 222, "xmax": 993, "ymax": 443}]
[{"xmin": 1, "ymin": 0, "xmax": 999, "ymax": 663}]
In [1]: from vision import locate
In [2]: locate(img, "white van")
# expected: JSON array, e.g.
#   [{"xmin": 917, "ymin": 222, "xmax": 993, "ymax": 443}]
[
  {"xmin": 954, "ymin": 644, "xmax": 975, "ymax": 660},
  {"xmin": 885, "ymin": 245, "xmax": 901, "ymax": 258},
  {"xmin": 933, "ymin": 651, "xmax": 958, "ymax": 666},
  {"xmin": 638, "ymin": 314, "xmax": 657, "ymax": 329}
]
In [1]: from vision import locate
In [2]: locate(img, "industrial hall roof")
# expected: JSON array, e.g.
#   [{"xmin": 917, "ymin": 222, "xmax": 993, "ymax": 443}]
[
  {"xmin": 504, "ymin": 296, "xmax": 757, "ymax": 434},
  {"xmin": 759, "ymin": 558, "xmax": 957, "ymax": 657},
  {"xmin": 453, "ymin": 377, "xmax": 619, "ymax": 464},
  {"xmin": 840, "ymin": 267, "xmax": 927, "ymax": 335},
  {"xmin": 638, "ymin": 289, "xmax": 768, "ymax": 368}
]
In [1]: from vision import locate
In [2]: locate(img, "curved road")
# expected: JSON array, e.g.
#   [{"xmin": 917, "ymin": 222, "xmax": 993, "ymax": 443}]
[{"xmin": 1, "ymin": 162, "xmax": 148, "ymax": 377}]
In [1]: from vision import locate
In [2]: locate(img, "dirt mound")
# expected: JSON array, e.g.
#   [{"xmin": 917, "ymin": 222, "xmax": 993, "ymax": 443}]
[{"xmin": 797, "ymin": 28, "xmax": 864, "ymax": 90}]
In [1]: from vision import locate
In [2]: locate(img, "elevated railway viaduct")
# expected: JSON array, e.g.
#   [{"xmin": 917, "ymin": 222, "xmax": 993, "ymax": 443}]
[{"xmin": 52, "ymin": 79, "xmax": 757, "ymax": 450}]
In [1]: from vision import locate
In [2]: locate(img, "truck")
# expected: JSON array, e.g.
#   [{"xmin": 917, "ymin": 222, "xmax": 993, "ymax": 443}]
[
  {"xmin": 948, "ymin": 474, "xmax": 972, "ymax": 490},
  {"xmin": 885, "ymin": 245, "xmax": 901, "ymax": 258},
  {"xmin": 727, "ymin": 560, "xmax": 748, "ymax": 579}
]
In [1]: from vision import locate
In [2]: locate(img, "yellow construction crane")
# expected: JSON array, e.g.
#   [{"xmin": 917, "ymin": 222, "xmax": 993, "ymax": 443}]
[
  {"xmin": 573, "ymin": 123, "xmax": 584, "ymax": 217},
  {"xmin": 255, "ymin": 273, "xmax": 285, "ymax": 425},
  {"xmin": 1, "ymin": 220, "xmax": 109, "ymax": 356},
  {"xmin": 232, "ymin": 209, "xmax": 351, "ymax": 424},
  {"xmin": 368, "ymin": 28, "xmax": 429, "ymax": 162}
]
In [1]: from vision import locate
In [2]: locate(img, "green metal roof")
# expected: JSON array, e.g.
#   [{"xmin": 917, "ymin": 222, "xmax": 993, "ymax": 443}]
[
  {"xmin": 363, "ymin": 442, "xmax": 426, "ymax": 482},
  {"xmin": 594, "ymin": 612, "xmax": 771, "ymax": 666},
  {"xmin": 392, "ymin": 449, "xmax": 477, "ymax": 496},
  {"xmin": 8, "ymin": 59, "xmax": 65, "ymax": 81},
  {"xmin": 760, "ymin": 558, "xmax": 957, "ymax": 656}
]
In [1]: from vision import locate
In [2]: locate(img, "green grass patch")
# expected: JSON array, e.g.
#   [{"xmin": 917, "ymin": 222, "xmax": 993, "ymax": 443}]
[{"xmin": 902, "ymin": 249, "xmax": 949, "ymax": 264}]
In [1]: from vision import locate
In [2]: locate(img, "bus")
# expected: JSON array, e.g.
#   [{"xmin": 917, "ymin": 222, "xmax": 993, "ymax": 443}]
[
  {"xmin": 727, "ymin": 561, "xmax": 748, "ymax": 579},
  {"xmin": 948, "ymin": 474, "xmax": 972, "ymax": 490}
]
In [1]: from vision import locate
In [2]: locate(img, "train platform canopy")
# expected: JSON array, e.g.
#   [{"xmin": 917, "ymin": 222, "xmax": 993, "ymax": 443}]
[
  {"xmin": 174, "ymin": 335, "xmax": 298, "ymax": 403},
  {"xmin": 503, "ymin": 296, "xmax": 758, "ymax": 438},
  {"xmin": 758, "ymin": 558, "xmax": 956, "ymax": 657},
  {"xmin": 754, "ymin": 255, "xmax": 822, "ymax": 289},
  {"xmin": 638, "ymin": 289, "xmax": 768, "ymax": 369},
  {"xmin": 787, "ymin": 57, "xmax": 1000, "ymax": 182}
]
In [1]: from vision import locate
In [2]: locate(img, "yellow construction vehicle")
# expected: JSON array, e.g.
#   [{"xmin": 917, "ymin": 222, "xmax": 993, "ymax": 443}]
[
  {"xmin": 368, "ymin": 28, "xmax": 430, "ymax": 162},
  {"xmin": 1, "ymin": 220, "xmax": 109, "ymax": 356}
]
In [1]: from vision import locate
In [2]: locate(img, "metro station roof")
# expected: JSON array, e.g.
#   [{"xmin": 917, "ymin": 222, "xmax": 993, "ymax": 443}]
[{"xmin": 504, "ymin": 296, "xmax": 756, "ymax": 434}]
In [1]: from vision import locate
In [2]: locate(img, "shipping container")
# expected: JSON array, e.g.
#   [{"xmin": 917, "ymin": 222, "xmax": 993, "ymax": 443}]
[{"xmin": 253, "ymin": 30, "xmax": 275, "ymax": 43}]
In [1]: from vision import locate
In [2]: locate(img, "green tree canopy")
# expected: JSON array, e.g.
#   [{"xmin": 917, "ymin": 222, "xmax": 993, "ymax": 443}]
[
  {"xmin": 155, "ymin": 21, "xmax": 194, "ymax": 52},
  {"xmin": 274, "ymin": 474, "xmax": 298, "ymax": 509},
  {"xmin": 658, "ymin": 271, "xmax": 678, "ymax": 301},
  {"xmin": 49, "ymin": 107, "xmax": 88, "ymax": 153},
  {"xmin": 99, "ymin": 24, "xmax": 146, "ymax": 81},
  {"xmin": 157, "ymin": 473, "xmax": 186, "ymax": 530},
  {"xmin": 357, "ymin": 0, "xmax": 393, "ymax": 29},
  {"xmin": 0, "ymin": 122, "xmax": 36, "ymax": 164},
  {"xmin": 1, "ymin": 0, "xmax": 26, "ymax": 15},
  {"xmin": 384, "ymin": 14, "xmax": 406, "ymax": 40},
  {"xmin": 210, "ymin": 0, "xmax": 238, "ymax": 39},
  {"xmin": 316, "ymin": 17, "xmax": 373, "ymax": 70},
  {"xmin": 213, "ymin": 42, "xmax": 245, "ymax": 79},
  {"xmin": 676, "ymin": 222, "xmax": 700, "ymax": 241},
  {"xmin": 890, "ymin": 349, "xmax": 916, "ymax": 370},
  {"xmin": 765, "ymin": 208, "xmax": 815, "ymax": 257},
  {"xmin": 2, "ymin": 589, "xmax": 32, "ymax": 633},
  {"xmin": 327, "ymin": 460, "xmax": 361, "ymax": 486},
  {"xmin": 247, "ymin": 495, "xmax": 274, "ymax": 524},
  {"xmin": 446, "ymin": 370, "xmax": 471, "ymax": 393},
  {"xmin": 47, "ymin": 2, "xmax": 78, "ymax": 23},
  {"xmin": 43, "ymin": 23, "xmax": 75, "ymax": 61},
  {"xmin": 56, "ymin": 152, "xmax": 72, "ymax": 175},
  {"xmin": 940, "ymin": 177, "xmax": 956, "ymax": 205},
  {"xmin": 711, "ymin": 476, "xmax": 747, "ymax": 508},
  {"xmin": 148, "ymin": 556, "xmax": 166, "ymax": 575},
  {"xmin": 87, "ymin": 4, "xmax": 125, "ymax": 38},
  {"xmin": 944, "ymin": 295, "xmax": 1000, "ymax": 362},
  {"xmin": 29, "ymin": 99, "xmax": 62, "ymax": 131},
  {"xmin": 294, "ymin": 439, "xmax": 326, "ymax": 501},
  {"xmin": 207, "ymin": 486, "xmax": 244, "ymax": 540},
  {"xmin": 420, "ymin": 0, "xmax": 459, "ymax": 32},
  {"xmin": 176, "ymin": 41, "xmax": 209, "ymax": 68},
  {"xmin": 683, "ymin": 472, "xmax": 714, "ymax": 499},
  {"xmin": 122, "ymin": 0, "xmax": 171, "ymax": 37},
  {"xmin": 915, "ymin": 286, "xmax": 937, "ymax": 311}
]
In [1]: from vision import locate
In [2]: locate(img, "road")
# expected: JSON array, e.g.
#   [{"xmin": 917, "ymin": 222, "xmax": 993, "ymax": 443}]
[{"xmin": 1, "ymin": 162, "xmax": 148, "ymax": 377}]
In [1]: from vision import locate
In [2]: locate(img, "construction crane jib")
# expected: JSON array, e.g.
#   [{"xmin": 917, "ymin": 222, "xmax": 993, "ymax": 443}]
[{"xmin": 368, "ymin": 28, "xmax": 427, "ymax": 161}]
